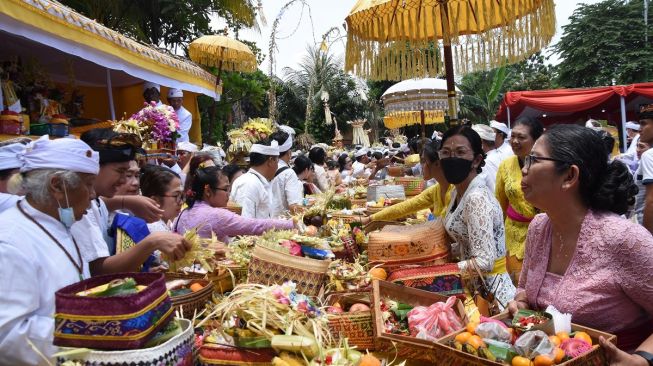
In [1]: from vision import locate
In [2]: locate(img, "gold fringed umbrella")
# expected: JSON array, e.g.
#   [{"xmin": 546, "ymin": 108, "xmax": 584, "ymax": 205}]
[{"xmin": 345, "ymin": 0, "xmax": 556, "ymax": 122}]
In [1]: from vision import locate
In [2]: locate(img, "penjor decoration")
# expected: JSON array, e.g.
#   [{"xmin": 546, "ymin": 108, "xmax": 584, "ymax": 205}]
[{"xmin": 348, "ymin": 119, "xmax": 371, "ymax": 147}]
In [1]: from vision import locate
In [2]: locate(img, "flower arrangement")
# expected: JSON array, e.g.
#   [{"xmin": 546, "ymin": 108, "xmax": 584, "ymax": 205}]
[
  {"xmin": 113, "ymin": 102, "xmax": 180, "ymax": 148},
  {"xmin": 227, "ymin": 118, "xmax": 275, "ymax": 155}
]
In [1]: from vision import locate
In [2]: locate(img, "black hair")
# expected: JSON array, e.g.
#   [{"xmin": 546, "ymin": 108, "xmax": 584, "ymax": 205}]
[
  {"xmin": 270, "ymin": 130, "xmax": 291, "ymax": 157},
  {"xmin": 80, "ymin": 128, "xmax": 136, "ymax": 164},
  {"xmin": 392, "ymin": 142, "xmax": 401, "ymax": 149},
  {"xmin": 513, "ymin": 118, "xmax": 544, "ymax": 141},
  {"xmin": 185, "ymin": 166, "xmax": 224, "ymax": 208},
  {"xmin": 249, "ymin": 138, "xmax": 277, "ymax": 166},
  {"xmin": 355, "ymin": 154, "xmax": 367, "ymax": 163},
  {"xmin": 0, "ymin": 168, "xmax": 17, "ymax": 181},
  {"xmin": 596, "ymin": 130, "xmax": 616, "ymax": 155},
  {"xmin": 140, "ymin": 164, "xmax": 180, "ymax": 198},
  {"xmin": 308, "ymin": 147, "xmax": 326, "ymax": 165},
  {"xmin": 372, "ymin": 151, "xmax": 383, "ymax": 160},
  {"xmin": 222, "ymin": 164, "xmax": 246, "ymax": 183},
  {"xmin": 408, "ymin": 137, "xmax": 420, "ymax": 154},
  {"xmin": 440, "ymin": 125, "xmax": 486, "ymax": 174},
  {"xmin": 338, "ymin": 154, "xmax": 350, "ymax": 172},
  {"xmin": 293, "ymin": 155, "xmax": 313, "ymax": 176},
  {"xmin": 422, "ymin": 140, "xmax": 441, "ymax": 164},
  {"xmin": 544, "ymin": 124, "xmax": 637, "ymax": 215},
  {"xmin": 326, "ymin": 160, "xmax": 338, "ymax": 170}
]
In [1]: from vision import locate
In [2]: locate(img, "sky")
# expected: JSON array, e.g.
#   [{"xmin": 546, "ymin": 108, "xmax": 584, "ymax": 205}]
[{"xmin": 213, "ymin": 0, "xmax": 602, "ymax": 77}]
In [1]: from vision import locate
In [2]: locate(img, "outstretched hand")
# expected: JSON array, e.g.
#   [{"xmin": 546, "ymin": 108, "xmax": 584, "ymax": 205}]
[{"xmin": 599, "ymin": 336, "xmax": 648, "ymax": 366}]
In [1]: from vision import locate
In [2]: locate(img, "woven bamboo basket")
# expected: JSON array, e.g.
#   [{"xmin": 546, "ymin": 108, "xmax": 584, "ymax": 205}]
[
  {"xmin": 387, "ymin": 165, "xmax": 405, "ymax": 177},
  {"xmin": 328, "ymin": 211, "xmax": 367, "ymax": 224},
  {"xmin": 207, "ymin": 265, "xmax": 248, "ymax": 294},
  {"xmin": 247, "ymin": 245, "xmax": 330, "ymax": 297},
  {"xmin": 436, "ymin": 312, "xmax": 616, "ymax": 366},
  {"xmin": 326, "ymin": 292, "xmax": 375, "ymax": 351},
  {"xmin": 165, "ymin": 273, "xmax": 213, "ymax": 319},
  {"xmin": 394, "ymin": 177, "xmax": 425, "ymax": 196},
  {"xmin": 366, "ymin": 219, "xmax": 449, "ymax": 264},
  {"xmin": 351, "ymin": 198, "xmax": 368, "ymax": 207},
  {"xmin": 370, "ymin": 280, "xmax": 468, "ymax": 362}
]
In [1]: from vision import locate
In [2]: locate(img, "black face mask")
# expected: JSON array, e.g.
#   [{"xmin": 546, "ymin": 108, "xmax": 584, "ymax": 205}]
[{"xmin": 440, "ymin": 157, "xmax": 473, "ymax": 184}]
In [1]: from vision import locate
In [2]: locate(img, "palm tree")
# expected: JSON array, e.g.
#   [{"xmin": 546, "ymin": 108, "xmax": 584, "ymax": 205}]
[
  {"xmin": 283, "ymin": 45, "xmax": 342, "ymax": 147},
  {"xmin": 457, "ymin": 66, "xmax": 509, "ymax": 124}
]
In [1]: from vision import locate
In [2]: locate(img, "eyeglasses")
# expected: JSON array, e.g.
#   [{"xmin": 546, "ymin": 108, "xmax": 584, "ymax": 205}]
[
  {"xmin": 215, "ymin": 185, "xmax": 231, "ymax": 193},
  {"xmin": 524, "ymin": 154, "xmax": 570, "ymax": 171},
  {"xmin": 438, "ymin": 148, "xmax": 473, "ymax": 159},
  {"xmin": 161, "ymin": 192, "xmax": 185, "ymax": 203}
]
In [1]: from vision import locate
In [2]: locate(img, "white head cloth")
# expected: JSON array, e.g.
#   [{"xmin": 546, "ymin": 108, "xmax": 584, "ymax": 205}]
[
  {"xmin": 489, "ymin": 120, "xmax": 510, "ymax": 135},
  {"xmin": 472, "ymin": 124, "xmax": 496, "ymax": 142},
  {"xmin": 251, "ymin": 140, "xmax": 279, "ymax": 156},
  {"xmin": 354, "ymin": 148, "xmax": 368, "ymax": 158},
  {"xmin": 0, "ymin": 142, "xmax": 27, "ymax": 170},
  {"xmin": 177, "ymin": 141, "xmax": 198, "ymax": 152},
  {"xmin": 278, "ymin": 134, "xmax": 293, "ymax": 153},
  {"xmin": 625, "ymin": 121, "xmax": 640, "ymax": 131},
  {"xmin": 143, "ymin": 82, "xmax": 160, "ymax": 92},
  {"xmin": 167, "ymin": 88, "xmax": 183, "ymax": 98},
  {"xmin": 20, "ymin": 135, "xmax": 99, "ymax": 174},
  {"xmin": 278, "ymin": 125, "xmax": 296, "ymax": 136},
  {"xmin": 585, "ymin": 119, "xmax": 602, "ymax": 131}
]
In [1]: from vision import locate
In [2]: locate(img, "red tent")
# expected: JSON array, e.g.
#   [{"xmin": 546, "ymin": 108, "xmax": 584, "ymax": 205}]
[{"xmin": 495, "ymin": 82, "xmax": 653, "ymax": 151}]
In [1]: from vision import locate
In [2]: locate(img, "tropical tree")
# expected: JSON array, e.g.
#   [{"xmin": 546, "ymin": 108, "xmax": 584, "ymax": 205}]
[
  {"xmin": 555, "ymin": 0, "xmax": 653, "ymax": 87},
  {"xmin": 60, "ymin": 0, "xmax": 260, "ymax": 52},
  {"xmin": 458, "ymin": 66, "xmax": 509, "ymax": 124}
]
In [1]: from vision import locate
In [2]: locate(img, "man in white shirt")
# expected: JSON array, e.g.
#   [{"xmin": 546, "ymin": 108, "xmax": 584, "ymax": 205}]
[
  {"xmin": 167, "ymin": 88, "xmax": 192, "ymax": 142},
  {"xmin": 0, "ymin": 139, "xmax": 27, "ymax": 212},
  {"xmin": 625, "ymin": 121, "xmax": 641, "ymax": 156},
  {"xmin": 270, "ymin": 128, "xmax": 304, "ymax": 217},
  {"xmin": 76, "ymin": 128, "xmax": 190, "ymax": 275},
  {"xmin": 143, "ymin": 81, "xmax": 163, "ymax": 106},
  {"xmin": 490, "ymin": 120, "xmax": 514, "ymax": 162},
  {"xmin": 638, "ymin": 104, "xmax": 653, "ymax": 233},
  {"xmin": 472, "ymin": 124, "xmax": 501, "ymax": 192},
  {"xmin": 230, "ymin": 139, "xmax": 280, "ymax": 219},
  {"xmin": 352, "ymin": 148, "xmax": 371, "ymax": 178},
  {"xmin": 0, "ymin": 136, "xmax": 99, "ymax": 364}
]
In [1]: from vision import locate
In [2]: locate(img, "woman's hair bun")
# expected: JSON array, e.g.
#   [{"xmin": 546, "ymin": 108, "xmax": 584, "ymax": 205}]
[{"xmin": 590, "ymin": 159, "xmax": 638, "ymax": 215}]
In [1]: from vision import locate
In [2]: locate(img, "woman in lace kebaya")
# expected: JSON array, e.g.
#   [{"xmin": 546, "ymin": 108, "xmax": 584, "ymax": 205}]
[
  {"xmin": 440, "ymin": 125, "xmax": 516, "ymax": 308},
  {"xmin": 508, "ymin": 125, "xmax": 653, "ymax": 361},
  {"xmin": 495, "ymin": 119, "xmax": 544, "ymax": 283}
]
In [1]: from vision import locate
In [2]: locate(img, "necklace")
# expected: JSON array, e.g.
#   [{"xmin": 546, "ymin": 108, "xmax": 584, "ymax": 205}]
[
  {"xmin": 17, "ymin": 201, "xmax": 84, "ymax": 280},
  {"xmin": 553, "ymin": 230, "xmax": 571, "ymax": 260}
]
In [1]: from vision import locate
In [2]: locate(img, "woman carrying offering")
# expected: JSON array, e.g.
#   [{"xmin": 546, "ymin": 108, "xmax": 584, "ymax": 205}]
[
  {"xmin": 440, "ymin": 125, "xmax": 516, "ymax": 308},
  {"xmin": 495, "ymin": 119, "xmax": 544, "ymax": 282},
  {"xmin": 360, "ymin": 140, "xmax": 452, "ymax": 223},
  {"xmin": 174, "ymin": 166, "xmax": 294, "ymax": 242},
  {"xmin": 507, "ymin": 125, "xmax": 653, "ymax": 363}
]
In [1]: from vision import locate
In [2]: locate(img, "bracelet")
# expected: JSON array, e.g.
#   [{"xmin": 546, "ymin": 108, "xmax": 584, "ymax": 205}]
[{"xmin": 633, "ymin": 351, "xmax": 653, "ymax": 366}]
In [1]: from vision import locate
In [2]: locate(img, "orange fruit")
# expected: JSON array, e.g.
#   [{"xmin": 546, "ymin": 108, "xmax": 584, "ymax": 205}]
[
  {"xmin": 466, "ymin": 321, "xmax": 479, "ymax": 334},
  {"xmin": 573, "ymin": 331, "xmax": 593, "ymax": 346},
  {"xmin": 190, "ymin": 283, "xmax": 204, "ymax": 292},
  {"xmin": 454, "ymin": 331, "xmax": 472, "ymax": 343},
  {"xmin": 548, "ymin": 335, "xmax": 561, "ymax": 347},
  {"xmin": 466, "ymin": 335, "xmax": 486, "ymax": 349},
  {"xmin": 556, "ymin": 331, "xmax": 570, "ymax": 342},
  {"xmin": 553, "ymin": 347, "xmax": 565, "ymax": 363},
  {"xmin": 512, "ymin": 356, "xmax": 533, "ymax": 366},
  {"xmin": 369, "ymin": 267, "xmax": 387, "ymax": 280},
  {"xmin": 359, "ymin": 354, "xmax": 382, "ymax": 366},
  {"xmin": 533, "ymin": 354, "xmax": 554, "ymax": 366}
]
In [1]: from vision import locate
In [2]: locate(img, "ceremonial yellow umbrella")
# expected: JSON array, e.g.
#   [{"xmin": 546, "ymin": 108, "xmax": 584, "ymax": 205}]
[
  {"xmin": 345, "ymin": 0, "xmax": 556, "ymax": 122},
  {"xmin": 189, "ymin": 34, "xmax": 257, "ymax": 139}
]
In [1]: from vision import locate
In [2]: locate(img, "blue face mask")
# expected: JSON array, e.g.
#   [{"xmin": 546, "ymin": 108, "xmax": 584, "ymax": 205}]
[{"xmin": 57, "ymin": 181, "xmax": 75, "ymax": 229}]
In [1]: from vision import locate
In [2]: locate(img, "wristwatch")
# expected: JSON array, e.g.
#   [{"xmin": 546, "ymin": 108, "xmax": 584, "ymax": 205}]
[{"xmin": 634, "ymin": 351, "xmax": 653, "ymax": 366}]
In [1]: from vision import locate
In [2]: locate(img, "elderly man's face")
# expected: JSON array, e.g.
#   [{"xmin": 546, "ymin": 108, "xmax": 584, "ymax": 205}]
[
  {"xmin": 52, "ymin": 173, "xmax": 97, "ymax": 221},
  {"xmin": 95, "ymin": 161, "xmax": 130, "ymax": 198},
  {"xmin": 168, "ymin": 97, "xmax": 183, "ymax": 111}
]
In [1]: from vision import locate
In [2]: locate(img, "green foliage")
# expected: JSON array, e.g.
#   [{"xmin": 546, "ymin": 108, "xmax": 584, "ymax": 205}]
[
  {"xmin": 458, "ymin": 53, "xmax": 558, "ymax": 124},
  {"xmin": 201, "ymin": 70, "xmax": 270, "ymax": 144},
  {"xmin": 555, "ymin": 0, "xmax": 653, "ymax": 87},
  {"xmin": 60, "ymin": 0, "xmax": 259, "ymax": 52}
]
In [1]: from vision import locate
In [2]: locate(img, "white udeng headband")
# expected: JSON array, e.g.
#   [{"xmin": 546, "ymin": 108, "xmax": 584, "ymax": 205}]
[
  {"xmin": 250, "ymin": 141, "xmax": 280, "ymax": 156},
  {"xmin": 278, "ymin": 135, "xmax": 293, "ymax": 153}
]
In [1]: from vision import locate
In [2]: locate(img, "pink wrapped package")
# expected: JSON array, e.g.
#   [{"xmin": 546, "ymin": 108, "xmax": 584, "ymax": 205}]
[{"xmin": 407, "ymin": 296, "xmax": 464, "ymax": 341}]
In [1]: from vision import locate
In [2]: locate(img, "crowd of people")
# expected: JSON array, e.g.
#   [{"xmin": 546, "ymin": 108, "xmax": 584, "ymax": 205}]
[{"xmin": 1, "ymin": 106, "xmax": 653, "ymax": 364}]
